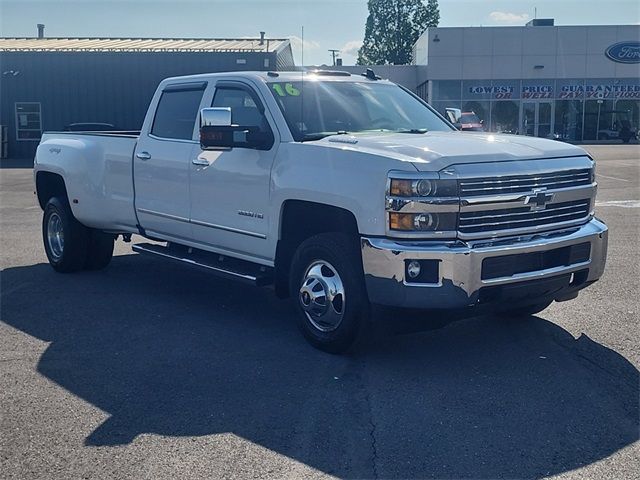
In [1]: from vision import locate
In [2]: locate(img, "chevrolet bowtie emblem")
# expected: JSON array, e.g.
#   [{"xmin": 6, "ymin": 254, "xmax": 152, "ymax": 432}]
[{"xmin": 524, "ymin": 188, "xmax": 554, "ymax": 210}]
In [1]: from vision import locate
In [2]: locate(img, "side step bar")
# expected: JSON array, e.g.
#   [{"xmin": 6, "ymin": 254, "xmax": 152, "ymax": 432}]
[{"xmin": 132, "ymin": 243, "xmax": 274, "ymax": 287}]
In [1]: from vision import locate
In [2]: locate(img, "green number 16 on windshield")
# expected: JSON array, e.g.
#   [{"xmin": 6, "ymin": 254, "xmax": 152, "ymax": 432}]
[{"xmin": 272, "ymin": 83, "xmax": 301, "ymax": 97}]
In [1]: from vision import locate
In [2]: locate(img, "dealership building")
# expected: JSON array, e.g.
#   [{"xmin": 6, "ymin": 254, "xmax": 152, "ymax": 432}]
[{"xmin": 413, "ymin": 20, "xmax": 640, "ymax": 141}]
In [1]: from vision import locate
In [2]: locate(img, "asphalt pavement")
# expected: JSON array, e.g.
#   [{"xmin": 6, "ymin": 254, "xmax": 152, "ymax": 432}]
[{"xmin": 1, "ymin": 145, "xmax": 638, "ymax": 479}]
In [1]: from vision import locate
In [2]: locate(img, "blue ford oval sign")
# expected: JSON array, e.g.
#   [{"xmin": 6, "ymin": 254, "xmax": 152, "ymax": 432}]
[{"xmin": 605, "ymin": 41, "xmax": 640, "ymax": 64}]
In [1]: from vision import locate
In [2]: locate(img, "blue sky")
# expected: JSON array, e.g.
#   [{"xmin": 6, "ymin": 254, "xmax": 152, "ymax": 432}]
[{"xmin": 1, "ymin": 0, "xmax": 639, "ymax": 65}]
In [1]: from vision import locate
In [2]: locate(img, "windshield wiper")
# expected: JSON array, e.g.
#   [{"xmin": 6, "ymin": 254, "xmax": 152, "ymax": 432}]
[{"xmin": 301, "ymin": 131, "xmax": 349, "ymax": 142}]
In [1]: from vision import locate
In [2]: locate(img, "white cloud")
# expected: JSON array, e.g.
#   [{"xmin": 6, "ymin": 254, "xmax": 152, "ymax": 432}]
[
  {"xmin": 340, "ymin": 40, "xmax": 363, "ymax": 58},
  {"xmin": 489, "ymin": 11, "xmax": 530, "ymax": 25}
]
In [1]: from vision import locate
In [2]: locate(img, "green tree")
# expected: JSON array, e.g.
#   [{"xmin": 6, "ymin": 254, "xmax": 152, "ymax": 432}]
[{"xmin": 357, "ymin": 0, "xmax": 439, "ymax": 65}]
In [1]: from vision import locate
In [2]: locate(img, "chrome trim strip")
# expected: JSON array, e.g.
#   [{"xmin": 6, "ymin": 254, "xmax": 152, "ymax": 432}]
[
  {"xmin": 457, "ymin": 215, "xmax": 593, "ymax": 240},
  {"xmin": 460, "ymin": 208, "xmax": 589, "ymax": 229},
  {"xmin": 137, "ymin": 208, "xmax": 267, "ymax": 239},
  {"xmin": 387, "ymin": 196, "xmax": 459, "ymax": 213},
  {"xmin": 460, "ymin": 171, "xmax": 590, "ymax": 187},
  {"xmin": 147, "ymin": 133, "xmax": 199, "ymax": 144},
  {"xmin": 452, "ymin": 156, "xmax": 594, "ymax": 179},
  {"xmin": 461, "ymin": 202, "xmax": 588, "ymax": 221},
  {"xmin": 190, "ymin": 218, "xmax": 267, "ymax": 239},
  {"xmin": 137, "ymin": 208, "xmax": 190, "ymax": 223}
]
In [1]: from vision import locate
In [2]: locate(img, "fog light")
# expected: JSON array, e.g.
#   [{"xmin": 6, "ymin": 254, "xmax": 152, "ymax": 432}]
[{"xmin": 407, "ymin": 260, "xmax": 421, "ymax": 279}]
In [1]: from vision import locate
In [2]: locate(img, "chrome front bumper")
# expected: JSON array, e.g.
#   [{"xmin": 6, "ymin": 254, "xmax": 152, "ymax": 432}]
[{"xmin": 361, "ymin": 218, "xmax": 608, "ymax": 309}]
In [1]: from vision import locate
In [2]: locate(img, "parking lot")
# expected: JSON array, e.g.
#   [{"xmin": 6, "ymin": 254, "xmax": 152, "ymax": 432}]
[{"xmin": 1, "ymin": 145, "xmax": 638, "ymax": 479}]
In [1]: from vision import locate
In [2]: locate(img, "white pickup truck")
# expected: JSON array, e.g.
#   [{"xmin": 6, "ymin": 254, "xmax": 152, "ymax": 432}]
[{"xmin": 34, "ymin": 70, "xmax": 608, "ymax": 353}]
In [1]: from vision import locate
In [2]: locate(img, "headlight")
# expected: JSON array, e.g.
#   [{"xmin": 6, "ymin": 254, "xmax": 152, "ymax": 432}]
[
  {"xmin": 389, "ymin": 212, "xmax": 457, "ymax": 231},
  {"xmin": 389, "ymin": 177, "xmax": 457, "ymax": 197}
]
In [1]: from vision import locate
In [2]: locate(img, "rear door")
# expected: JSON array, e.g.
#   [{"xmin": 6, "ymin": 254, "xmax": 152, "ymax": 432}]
[{"xmin": 134, "ymin": 81, "xmax": 207, "ymax": 239}]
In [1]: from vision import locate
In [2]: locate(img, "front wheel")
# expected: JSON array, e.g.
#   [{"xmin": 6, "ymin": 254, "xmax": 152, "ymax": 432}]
[{"xmin": 289, "ymin": 233, "xmax": 370, "ymax": 354}]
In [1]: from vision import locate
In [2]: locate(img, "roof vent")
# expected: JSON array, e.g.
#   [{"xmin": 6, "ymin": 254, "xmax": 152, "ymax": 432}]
[
  {"xmin": 526, "ymin": 18, "xmax": 554, "ymax": 27},
  {"xmin": 37, "ymin": 24, "xmax": 45, "ymax": 39},
  {"xmin": 259, "ymin": 31, "xmax": 265, "ymax": 45}
]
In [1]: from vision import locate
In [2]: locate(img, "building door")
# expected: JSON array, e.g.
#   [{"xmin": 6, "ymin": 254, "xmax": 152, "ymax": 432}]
[{"xmin": 521, "ymin": 101, "xmax": 554, "ymax": 138}]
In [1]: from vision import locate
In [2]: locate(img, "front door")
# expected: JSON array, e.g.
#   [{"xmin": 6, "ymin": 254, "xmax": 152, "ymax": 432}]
[
  {"xmin": 134, "ymin": 82, "xmax": 207, "ymax": 239},
  {"xmin": 189, "ymin": 82, "xmax": 278, "ymax": 262},
  {"xmin": 521, "ymin": 101, "xmax": 554, "ymax": 138}
]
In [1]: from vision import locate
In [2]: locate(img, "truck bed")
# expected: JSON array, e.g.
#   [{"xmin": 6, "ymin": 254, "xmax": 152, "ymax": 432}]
[{"xmin": 35, "ymin": 131, "xmax": 140, "ymax": 232}]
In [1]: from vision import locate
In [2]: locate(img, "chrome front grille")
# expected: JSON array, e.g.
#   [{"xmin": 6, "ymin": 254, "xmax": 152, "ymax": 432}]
[
  {"xmin": 455, "ymin": 157, "xmax": 596, "ymax": 239},
  {"xmin": 459, "ymin": 169, "xmax": 592, "ymax": 196},
  {"xmin": 459, "ymin": 199, "xmax": 591, "ymax": 235}
]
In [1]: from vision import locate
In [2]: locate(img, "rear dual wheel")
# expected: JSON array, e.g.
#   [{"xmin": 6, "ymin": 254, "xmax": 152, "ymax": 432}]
[{"xmin": 43, "ymin": 197, "xmax": 114, "ymax": 273}]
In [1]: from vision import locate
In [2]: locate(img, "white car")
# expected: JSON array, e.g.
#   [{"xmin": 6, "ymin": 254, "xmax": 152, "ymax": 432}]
[{"xmin": 34, "ymin": 70, "xmax": 608, "ymax": 353}]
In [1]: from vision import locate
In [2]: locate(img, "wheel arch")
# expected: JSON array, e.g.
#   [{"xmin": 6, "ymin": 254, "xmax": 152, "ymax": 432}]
[
  {"xmin": 36, "ymin": 171, "xmax": 68, "ymax": 210},
  {"xmin": 274, "ymin": 200, "xmax": 360, "ymax": 298}
]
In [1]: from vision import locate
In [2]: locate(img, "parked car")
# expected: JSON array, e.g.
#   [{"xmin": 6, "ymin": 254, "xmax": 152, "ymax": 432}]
[
  {"xmin": 597, "ymin": 119, "xmax": 636, "ymax": 143},
  {"xmin": 445, "ymin": 108, "xmax": 485, "ymax": 131},
  {"xmin": 34, "ymin": 70, "xmax": 608, "ymax": 353}
]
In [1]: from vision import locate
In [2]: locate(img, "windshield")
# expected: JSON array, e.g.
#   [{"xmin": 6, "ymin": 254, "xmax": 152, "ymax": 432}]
[{"xmin": 268, "ymin": 80, "xmax": 453, "ymax": 141}]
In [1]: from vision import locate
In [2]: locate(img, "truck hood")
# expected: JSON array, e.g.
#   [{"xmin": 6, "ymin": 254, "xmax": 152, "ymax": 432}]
[{"xmin": 318, "ymin": 131, "xmax": 587, "ymax": 171}]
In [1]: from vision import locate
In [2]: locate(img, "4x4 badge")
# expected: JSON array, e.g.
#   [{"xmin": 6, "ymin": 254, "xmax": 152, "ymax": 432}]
[{"xmin": 524, "ymin": 188, "xmax": 555, "ymax": 211}]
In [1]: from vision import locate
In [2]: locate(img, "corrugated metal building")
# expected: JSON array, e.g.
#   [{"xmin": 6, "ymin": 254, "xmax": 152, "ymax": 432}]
[{"xmin": 0, "ymin": 36, "xmax": 294, "ymax": 159}]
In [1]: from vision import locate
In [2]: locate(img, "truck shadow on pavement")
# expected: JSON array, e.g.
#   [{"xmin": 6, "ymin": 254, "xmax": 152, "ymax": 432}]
[{"xmin": 2, "ymin": 255, "xmax": 638, "ymax": 479}]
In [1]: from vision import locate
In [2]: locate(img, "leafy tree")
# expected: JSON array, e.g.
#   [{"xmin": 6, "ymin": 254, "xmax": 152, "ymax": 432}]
[{"xmin": 357, "ymin": 0, "xmax": 440, "ymax": 65}]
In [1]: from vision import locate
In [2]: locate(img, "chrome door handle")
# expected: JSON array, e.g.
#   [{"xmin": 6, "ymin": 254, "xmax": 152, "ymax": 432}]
[
  {"xmin": 136, "ymin": 151, "xmax": 151, "ymax": 160},
  {"xmin": 192, "ymin": 158, "xmax": 210, "ymax": 166}
]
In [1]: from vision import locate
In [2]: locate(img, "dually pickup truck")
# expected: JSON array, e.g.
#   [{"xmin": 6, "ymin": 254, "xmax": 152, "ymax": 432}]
[{"xmin": 34, "ymin": 70, "xmax": 608, "ymax": 353}]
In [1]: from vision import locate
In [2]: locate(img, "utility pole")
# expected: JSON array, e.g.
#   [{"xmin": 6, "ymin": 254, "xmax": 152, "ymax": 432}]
[{"xmin": 328, "ymin": 49, "xmax": 340, "ymax": 66}]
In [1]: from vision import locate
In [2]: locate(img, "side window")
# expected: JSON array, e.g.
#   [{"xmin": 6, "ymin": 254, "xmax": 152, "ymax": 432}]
[
  {"xmin": 151, "ymin": 85, "xmax": 205, "ymax": 140},
  {"xmin": 212, "ymin": 87, "xmax": 270, "ymax": 132}
]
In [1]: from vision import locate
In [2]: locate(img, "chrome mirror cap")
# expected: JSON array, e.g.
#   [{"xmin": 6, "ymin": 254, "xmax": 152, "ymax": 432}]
[{"xmin": 200, "ymin": 107, "xmax": 232, "ymax": 127}]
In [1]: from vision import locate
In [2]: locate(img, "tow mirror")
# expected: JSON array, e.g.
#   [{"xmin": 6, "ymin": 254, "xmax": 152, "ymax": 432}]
[{"xmin": 199, "ymin": 107, "xmax": 273, "ymax": 151}]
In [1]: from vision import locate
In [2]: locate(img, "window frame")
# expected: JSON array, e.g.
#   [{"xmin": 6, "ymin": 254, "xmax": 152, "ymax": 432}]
[
  {"xmin": 210, "ymin": 81, "xmax": 276, "ymax": 150},
  {"xmin": 149, "ymin": 81, "xmax": 208, "ymax": 142}
]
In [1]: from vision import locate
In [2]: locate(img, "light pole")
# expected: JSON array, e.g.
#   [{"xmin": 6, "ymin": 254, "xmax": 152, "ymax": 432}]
[{"xmin": 328, "ymin": 49, "xmax": 340, "ymax": 66}]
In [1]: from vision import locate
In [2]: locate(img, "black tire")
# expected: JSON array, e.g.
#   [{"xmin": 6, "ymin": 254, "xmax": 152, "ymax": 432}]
[
  {"xmin": 289, "ymin": 232, "xmax": 370, "ymax": 354},
  {"xmin": 84, "ymin": 230, "xmax": 114, "ymax": 270},
  {"xmin": 498, "ymin": 300, "xmax": 552, "ymax": 319},
  {"xmin": 42, "ymin": 197, "xmax": 88, "ymax": 273}
]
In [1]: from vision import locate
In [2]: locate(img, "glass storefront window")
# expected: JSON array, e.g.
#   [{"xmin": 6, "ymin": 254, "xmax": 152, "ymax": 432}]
[
  {"xmin": 555, "ymin": 100, "xmax": 584, "ymax": 141},
  {"xmin": 491, "ymin": 101, "xmax": 519, "ymax": 134},
  {"xmin": 431, "ymin": 81, "xmax": 462, "ymax": 102},
  {"xmin": 615, "ymin": 99, "xmax": 640, "ymax": 141},
  {"xmin": 584, "ymin": 99, "xmax": 614, "ymax": 140}
]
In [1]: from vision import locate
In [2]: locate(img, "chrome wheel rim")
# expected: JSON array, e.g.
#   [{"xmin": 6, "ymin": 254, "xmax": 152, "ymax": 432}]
[
  {"xmin": 299, "ymin": 260, "xmax": 345, "ymax": 332},
  {"xmin": 47, "ymin": 212, "xmax": 64, "ymax": 260}
]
